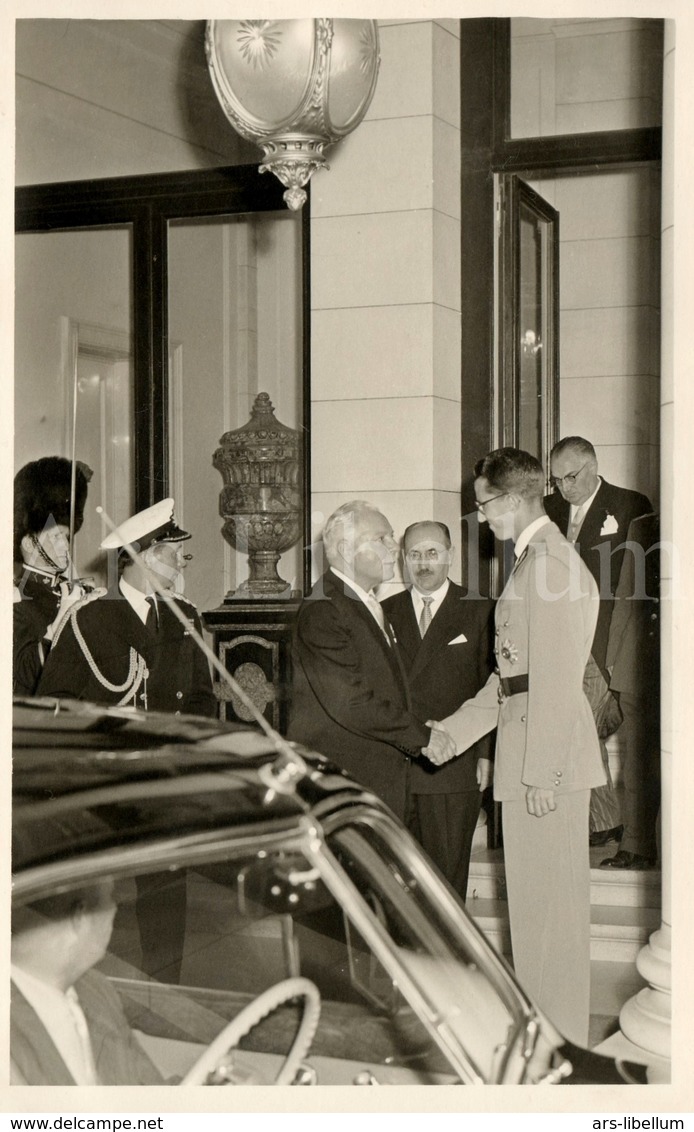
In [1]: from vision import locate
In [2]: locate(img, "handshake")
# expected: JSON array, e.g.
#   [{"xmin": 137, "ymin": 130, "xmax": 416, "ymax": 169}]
[{"xmin": 421, "ymin": 721, "xmax": 458, "ymax": 767}]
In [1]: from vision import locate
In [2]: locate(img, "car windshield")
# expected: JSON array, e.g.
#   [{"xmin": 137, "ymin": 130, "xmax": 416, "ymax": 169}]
[{"xmin": 12, "ymin": 803, "xmax": 529, "ymax": 1087}]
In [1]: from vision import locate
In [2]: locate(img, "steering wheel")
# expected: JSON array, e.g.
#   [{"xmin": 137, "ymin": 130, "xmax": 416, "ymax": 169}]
[{"xmin": 180, "ymin": 977, "xmax": 321, "ymax": 1086}]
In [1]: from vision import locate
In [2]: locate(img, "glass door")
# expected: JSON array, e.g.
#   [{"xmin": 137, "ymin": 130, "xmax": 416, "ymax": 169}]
[{"xmin": 496, "ymin": 173, "xmax": 559, "ymax": 484}]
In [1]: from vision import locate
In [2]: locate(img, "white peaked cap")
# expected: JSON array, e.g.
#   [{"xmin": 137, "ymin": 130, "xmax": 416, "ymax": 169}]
[{"xmin": 100, "ymin": 498, "xmax": 190, "ymax": 551}]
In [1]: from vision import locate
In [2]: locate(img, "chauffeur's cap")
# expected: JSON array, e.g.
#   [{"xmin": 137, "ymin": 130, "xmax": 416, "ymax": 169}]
[{"xmin": 100, "ymin": 498, "xmax": 190, "ymax": 551}]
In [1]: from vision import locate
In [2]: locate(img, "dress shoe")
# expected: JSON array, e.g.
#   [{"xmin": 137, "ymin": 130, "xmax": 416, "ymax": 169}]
[
  {"xmin": 600, "ymin": 849, "xmax": 657, "ymax": 870},
  {"xmin": 589, "ymin": 824, "xmax": 623, "ymax": 847}
]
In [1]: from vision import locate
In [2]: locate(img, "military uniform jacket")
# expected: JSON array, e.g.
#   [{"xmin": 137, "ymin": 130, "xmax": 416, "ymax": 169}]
[
  {"xmin": 11, "ymin": 971, "xmax": 163, "ymax": 1086},
  {"xmin": 381, "ymin": 582, "xmax": 495, "ymax": 795},
  {"xmin": 544, "ymin": 478, "xmax": 652, "ymax": 671},
  {"xmin": 442, "ymin": 521, "xmax": 605, "ymax": 802},
  {"xmin": 287, "ymin": 569, "xmax": 431, "ymax": 818},
  {"xmin": 37, "ymin": 585, "xmax": 216, "ymax": 717},
  {"xmin": 13, "ymin": 569, "xmax": 60, "ymax": 696}
]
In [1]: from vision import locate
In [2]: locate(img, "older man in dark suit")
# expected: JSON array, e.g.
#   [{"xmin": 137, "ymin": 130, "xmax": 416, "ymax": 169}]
[
  {"xmin": 287, "ymin": 501, "xmax": 456, "ymax": 819},
  {"xmin": 381, "ymin": 521, "xmax": 495, "ymax": 900},
  {"xmin": 544, "ymin": 436, "xmax": 653, "ymax": 854}
]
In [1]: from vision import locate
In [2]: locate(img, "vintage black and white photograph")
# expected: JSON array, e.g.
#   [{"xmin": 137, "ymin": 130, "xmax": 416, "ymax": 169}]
[{"xmin": 6, "ymin": 0, "xmax": 693, "ymax": 1117}]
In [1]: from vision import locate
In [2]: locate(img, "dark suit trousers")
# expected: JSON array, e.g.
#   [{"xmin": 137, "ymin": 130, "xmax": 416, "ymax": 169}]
[
  {"xmin": 405, "ymin": 790, "xmax": 482, "ymax": 902},
  {"xmin": 618, "ymin": 692, "xmax": 660, "ymax": 858}
]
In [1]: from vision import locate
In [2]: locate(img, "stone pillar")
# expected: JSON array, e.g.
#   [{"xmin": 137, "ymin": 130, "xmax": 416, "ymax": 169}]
[
  {"xmin": 606, "ymin": 22, "xmax": 675, "ymax": 1082},
  {"xmin": 309, "ymin": 20, "xmax": 462, "ymax": 585}
]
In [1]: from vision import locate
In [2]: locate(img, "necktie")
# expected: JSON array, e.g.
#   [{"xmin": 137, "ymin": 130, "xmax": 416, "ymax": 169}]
[
  {"xmin": 145, "ymin": 595, "xmax": 159, "ymax": 630},
  {"xmin": 419, "ymin": 595, "xmax": 434, "ymax": 638},
  {"xmin": 366, "ymin": 594, "xmax": 391, "ymax": 644},
  {"xmin": 567, "ymin": 505, "xmax": 585, "ymax": 543},
  {"xmin": 65, "ymin": 987, "xmax": 99, "ymax": 1085}
]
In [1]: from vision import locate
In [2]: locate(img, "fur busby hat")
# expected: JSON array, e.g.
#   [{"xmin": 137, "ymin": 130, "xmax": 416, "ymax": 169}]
[{"xmin": 14, "ymin": 457, "xmax": 93, "ymax": 561}]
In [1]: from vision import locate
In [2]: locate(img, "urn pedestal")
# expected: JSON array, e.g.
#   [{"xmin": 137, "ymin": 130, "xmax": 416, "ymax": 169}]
[
  {"xmin": 201, "ymin": 600, "xmax": 301, "ymax": 731},
  {"xmin": 205, "ymin": 393, "xmax": 304, "ymax": 727}
]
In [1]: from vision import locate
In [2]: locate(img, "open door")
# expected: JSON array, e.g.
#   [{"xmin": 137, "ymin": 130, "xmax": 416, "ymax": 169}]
[{"xmin": 495, "ymin": 174, "xmax": 559, "ymax": 482}]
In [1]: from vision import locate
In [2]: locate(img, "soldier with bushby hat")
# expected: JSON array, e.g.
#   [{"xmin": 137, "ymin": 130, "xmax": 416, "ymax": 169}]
[
  {"xmin": 37, "ymin": 497, "xmax": 215, "ymax": 718},
  {"xmin": 13, "ymin": 456, "xmax": 94, "ymax": 696}
]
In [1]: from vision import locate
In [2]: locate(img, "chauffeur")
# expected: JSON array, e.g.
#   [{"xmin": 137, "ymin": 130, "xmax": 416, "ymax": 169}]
[
  {"xmin": 37, "ymin": 498, "xmax": 216, "ymax": 718},
  {"xmin": 431, "ymin": 448, "xmax": 605, "ymax": 1048}
]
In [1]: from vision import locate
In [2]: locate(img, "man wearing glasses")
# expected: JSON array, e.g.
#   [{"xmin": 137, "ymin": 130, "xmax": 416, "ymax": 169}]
[
  {"xmin": 381, "ymin": 522, "xmax": 495, "ymax": 901},
  {"xmin": 431, "ymin": 447, "xmax": 605, "ymax": 1048},
  {"xmin": 544, "ymin": 437, "xmax": 656, "ymax": 868}
]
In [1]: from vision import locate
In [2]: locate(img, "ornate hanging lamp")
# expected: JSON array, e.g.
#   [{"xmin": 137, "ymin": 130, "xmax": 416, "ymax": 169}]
[{"xmin": 205, "ymin": 18, "xmax": 380, "ymax": 211}]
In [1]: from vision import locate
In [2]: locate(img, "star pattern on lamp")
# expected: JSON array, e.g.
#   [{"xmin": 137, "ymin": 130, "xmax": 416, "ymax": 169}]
[{"xmin": 236, "ymin": 20, "xmax": 282, "ymax": 69}]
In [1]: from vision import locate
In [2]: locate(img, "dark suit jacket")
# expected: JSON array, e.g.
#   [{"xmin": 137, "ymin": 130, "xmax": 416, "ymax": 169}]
[
  {"xmin": 287, "ymin": 569, "xmax": 431, "ymax": 818},
  {"xmin": 544, "ymin": 478, "xmax": 652, "ymax": 671},
  {"xmin": 11, "ymin": 970, "xmax": 163, "ymax": 1085},
  {"xmin": 381, "ymin": 582, "xmax": 495, "ymax": 795},
  {"xmin": 605, "ymin": 511, "xmax": 660, "ymax": 705},
  {"xmin": 37, "ymin": 586, "xmax": 216, "ymax": 717}
]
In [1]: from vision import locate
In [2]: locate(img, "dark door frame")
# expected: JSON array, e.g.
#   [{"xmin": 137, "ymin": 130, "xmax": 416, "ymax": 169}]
[
  {"xmin": 459, "ymin": 17, "xmax": 662, "ymax": 590},
  {"xmin": 16, "ymin": 164, "xmax": 313, "ymax": 594}
]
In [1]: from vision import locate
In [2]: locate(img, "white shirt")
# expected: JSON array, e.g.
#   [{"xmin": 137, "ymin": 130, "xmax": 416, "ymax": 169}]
[
  {"xmin": 119, "ymin": 577, "xmax": 153, "ymax": 625},
  {"xmin": 330, "ymin": 568, "xmax": 390, "ymax": 640},
  {"xmin": 514, "ymin": 514, "xmax": 551, "ymax": 560},
  {"xmin": 11, "ymin": 965, "xmax": 98, "ymax": 1084},
  {"xmin": 409, "ymin": 578, "xmax": 450, "ymax": 623},
  {"xmin": 570, "ymin": 476, "xmax": 601, "ymax": 526}
]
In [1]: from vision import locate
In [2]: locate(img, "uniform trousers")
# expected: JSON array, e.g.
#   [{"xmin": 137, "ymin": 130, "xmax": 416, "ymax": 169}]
[{"xmin": 502, "ymin": 789, "xmax": 591, "ymax": 1048}]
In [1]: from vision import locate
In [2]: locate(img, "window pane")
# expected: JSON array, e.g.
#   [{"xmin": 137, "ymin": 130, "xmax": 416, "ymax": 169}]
[
  {"xmin": 14, "ymin": 226, "xmax": 134, "ymax": 588},
  {"xmin": 167, "ymin": 211, "xmax": 303, "ymax": 612},
  {"xmin": 510, "ymin": 17, "xmax": 663, "ymax": 139}
]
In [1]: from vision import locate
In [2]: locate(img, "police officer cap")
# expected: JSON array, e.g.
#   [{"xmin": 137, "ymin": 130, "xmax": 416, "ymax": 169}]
[{"xmin": 101, "ymin": 498, "xmax": 190, "ymax": 551}]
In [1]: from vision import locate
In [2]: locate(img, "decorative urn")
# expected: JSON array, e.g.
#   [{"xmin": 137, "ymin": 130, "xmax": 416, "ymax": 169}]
[{"xmin": 213, "ymin": 393, "xmax": 302, "ymax": 598}]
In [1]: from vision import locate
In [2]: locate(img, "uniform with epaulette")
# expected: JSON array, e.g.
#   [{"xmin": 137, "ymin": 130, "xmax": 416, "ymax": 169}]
[
  {"xmin": 442, "ymin": 506, "xmax": 605, "ymax": 1048},
  {"xmin": 37, "ymin": 499, "xmax": 215, "ymax": 718},
  {"xmin": 36, "ymin": 498, "xmax": 215, "ymax": 985}
]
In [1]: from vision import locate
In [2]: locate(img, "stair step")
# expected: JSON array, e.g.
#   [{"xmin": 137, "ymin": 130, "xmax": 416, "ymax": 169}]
[
  {"xmin": 467, "ymin": 851, "xmax": 661, "ymax": 909},
  {"xmin": 468, "ymin": 897, "xmax": 659, "ymax": 963}
]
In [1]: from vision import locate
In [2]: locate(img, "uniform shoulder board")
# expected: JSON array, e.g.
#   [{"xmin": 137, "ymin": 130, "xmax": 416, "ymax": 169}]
[{"xmin": 172, "ymin": 592, "xmax": 196, "ymax": 608}]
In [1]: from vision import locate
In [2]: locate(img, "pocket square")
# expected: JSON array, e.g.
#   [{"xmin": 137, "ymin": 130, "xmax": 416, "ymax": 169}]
[
  {"xmin": 600, "ymin": 513, "xmax": 619, "ymax": 536},
  {"xmin": 448, "ymin": 633, "xmax": 468, "ymax": 645}
]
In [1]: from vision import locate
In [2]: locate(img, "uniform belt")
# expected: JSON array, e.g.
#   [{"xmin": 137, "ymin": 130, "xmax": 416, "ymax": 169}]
[{"xmin": 498, "ymin": 674, "xmax": 529, "ymax": 697}]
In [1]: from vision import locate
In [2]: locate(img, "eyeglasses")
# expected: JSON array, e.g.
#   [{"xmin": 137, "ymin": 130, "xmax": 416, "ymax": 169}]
[
  {"xmin": 550, "ymin": 461, "xmax": 588, "ymax": 489},
  {"xmin": 475, "ymin": 492, "xmax": 511, "ymax": 513},
  {"xmin": 405, "ymin": 548, "xmax": 447, "ymax": 562}
]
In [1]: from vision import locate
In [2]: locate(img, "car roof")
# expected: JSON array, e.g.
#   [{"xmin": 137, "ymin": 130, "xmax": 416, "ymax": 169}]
[{"xmin": 13, "ymin": 698, "xmax": 366, "ymax": 874}]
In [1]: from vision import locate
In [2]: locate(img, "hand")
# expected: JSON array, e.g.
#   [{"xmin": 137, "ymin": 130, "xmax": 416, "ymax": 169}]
[
  {"xmin": 525, "ymin": 786, "xmax": 556, "ymax": 818},
  {"xmin": 476, "ymin": 758, "xmax": 493, "ymax": 792},
  {"xmin": 422, "ymin": 722, "xmax": 457, "ymax": 766},
  {"xmin": 45, "ymin": 581, "xmax": 89, "ymax": 641}
]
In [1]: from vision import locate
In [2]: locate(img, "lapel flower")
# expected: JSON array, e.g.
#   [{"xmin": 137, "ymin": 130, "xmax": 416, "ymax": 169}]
[
  {"xmin": 500, "ymin": 638, "xmax": 519, "ymax": 665},
  {"xmin": 600, "ymin": 512, "xmax": 619, "ymax": 536}
]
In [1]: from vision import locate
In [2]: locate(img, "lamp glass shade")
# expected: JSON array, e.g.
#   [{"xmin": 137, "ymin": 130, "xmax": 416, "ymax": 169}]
[
  {"xmin": 206, "ymin": 18, "xmax": 380, "ymax": 210},
  {"xmin": 212, "ymin": 20, "xmax": 315, "ymax": 127},
  {"xmin": 327, "ymin": 19, "xmax": 379, "ymax": 130}
]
